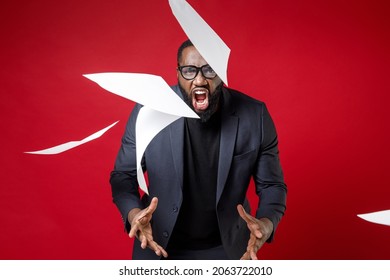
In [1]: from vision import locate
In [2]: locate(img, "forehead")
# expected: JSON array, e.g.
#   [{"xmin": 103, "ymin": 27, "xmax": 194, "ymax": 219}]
[{"xmin": 180, "ymin": 46, "xmax": 207, "ymax": 66}]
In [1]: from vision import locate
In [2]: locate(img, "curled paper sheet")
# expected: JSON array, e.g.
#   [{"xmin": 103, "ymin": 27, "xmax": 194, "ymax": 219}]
[
  {"xmin": 169, "ymin": 0, "xmax": 230, "ymax": 85},
  {"xmin": 25, "ymin": 121, "xmax": 119, "ymax": 155},
  {"xmin": 84, "ymin": 73, "xmax": 199, "ymax": 194},
  {"xmin": 135, "ymin": 107, "xmax": 182, "ymax": 191},
  {"xmin": 84, "ymin": 73, "xmax": 198, "ymax": 117},
  {"xmin": 357, "ymin": 210, "xmax": 390, "ymax": 226}
]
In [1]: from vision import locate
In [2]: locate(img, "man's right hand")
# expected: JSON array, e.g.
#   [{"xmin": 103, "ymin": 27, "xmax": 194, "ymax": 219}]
[{"xmin": 128, "ymin": 197, "xmax": 168, "ymax": 258}]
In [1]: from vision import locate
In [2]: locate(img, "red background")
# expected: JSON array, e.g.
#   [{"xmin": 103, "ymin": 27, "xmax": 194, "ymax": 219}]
[{"xmin": 1, "ymin": 0, "xmax": 389, "ymax": 259}]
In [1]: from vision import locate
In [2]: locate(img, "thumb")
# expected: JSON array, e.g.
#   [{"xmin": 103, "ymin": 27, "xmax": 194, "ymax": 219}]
[
  {"xmin": 237, "ymin": 204, "xmax": 262, "ymax": 239},
  {"xmin": 146, "ymin": 197, "xmax": 158, "ymax": 214},
  {"xmin": 137, "ymin": 197, "xmax": 158, "ymax": 225},
  {"xmin": 237, "ymin": 204, "xmax": 251, "ymax": 223}
]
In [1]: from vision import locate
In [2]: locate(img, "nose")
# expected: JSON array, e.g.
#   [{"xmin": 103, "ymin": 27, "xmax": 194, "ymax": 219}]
[{"xmin": 193, "ymin": 70, "xmax": 207, "ymax": 86}]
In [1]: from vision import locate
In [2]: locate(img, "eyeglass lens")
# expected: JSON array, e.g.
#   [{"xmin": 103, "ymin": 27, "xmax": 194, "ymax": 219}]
[{"xmin": 179, "ymin": 65, "xmax": 216, "ymax": 80}]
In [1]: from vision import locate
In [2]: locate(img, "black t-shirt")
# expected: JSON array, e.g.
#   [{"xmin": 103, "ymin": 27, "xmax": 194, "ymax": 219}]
[{"xmin": 167, "ymin": 111, "xmax": 222, "ymax": 250}]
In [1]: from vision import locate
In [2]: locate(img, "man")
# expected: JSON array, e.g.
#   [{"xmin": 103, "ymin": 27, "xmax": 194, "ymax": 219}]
[{"xmin": 110, "ymin": 40, "xmax": 287, "ymax": 260}]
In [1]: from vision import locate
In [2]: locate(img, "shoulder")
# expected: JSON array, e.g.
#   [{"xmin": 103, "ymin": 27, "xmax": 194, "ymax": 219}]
[{"xmin": 223, "ymin": 87, "xmax": 266, "ymax": 114}]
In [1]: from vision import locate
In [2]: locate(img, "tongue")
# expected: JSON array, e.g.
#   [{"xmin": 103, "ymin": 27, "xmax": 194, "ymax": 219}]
[
  {"xmin": 193, "ymin": 94, "xmax": 208, "ymax": 111},
  {"xmin": 196, "ymin": 94, "xmax": 206, "ymax": 102}
]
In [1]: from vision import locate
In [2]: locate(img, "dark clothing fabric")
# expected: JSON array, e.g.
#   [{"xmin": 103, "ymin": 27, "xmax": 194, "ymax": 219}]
[
  {"xmin": 166, "ymin": 245, "xmax": 228, "ymax": 260},
  {"xmin": 167, "ymin": 111, "xmax": 222, "ymax": 250},
  {"xmin": 110, "ymin": 85, "xmax": 287, "ymax": 260}
]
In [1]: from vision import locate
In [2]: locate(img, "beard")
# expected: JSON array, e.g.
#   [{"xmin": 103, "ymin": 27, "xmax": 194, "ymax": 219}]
[{"xmin": 179, "ymin": 83, "xmax": 223, "ymax": 123}]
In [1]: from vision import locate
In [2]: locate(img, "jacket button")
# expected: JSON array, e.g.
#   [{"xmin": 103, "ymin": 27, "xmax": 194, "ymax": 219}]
[
  {"xmin": 173, "ymin": 206, "xmax": 178, "ymax": 213},
  {"xmin": 163, "ymin": 231, "xmax": 169, "ymax": 238}
]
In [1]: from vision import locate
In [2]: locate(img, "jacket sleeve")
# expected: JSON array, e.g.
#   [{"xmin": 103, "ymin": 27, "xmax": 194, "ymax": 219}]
[
  {"xmin": 254, "ymin": 104, "xmax": 287, "ymax": 241},
  {"xmin": 110, "ymin": 104, "xmax": 144, "ymax": 233}
]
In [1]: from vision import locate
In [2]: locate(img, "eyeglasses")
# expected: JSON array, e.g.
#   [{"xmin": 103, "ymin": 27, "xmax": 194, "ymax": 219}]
[{"xmin": 177, "ymin": 64, "xmax": 217, "ymax": 80}]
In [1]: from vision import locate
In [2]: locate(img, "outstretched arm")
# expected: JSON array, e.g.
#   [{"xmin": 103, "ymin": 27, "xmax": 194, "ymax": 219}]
[{"xmin": 237, "ymin": 204, "xmax": 273, "ymax": 260}]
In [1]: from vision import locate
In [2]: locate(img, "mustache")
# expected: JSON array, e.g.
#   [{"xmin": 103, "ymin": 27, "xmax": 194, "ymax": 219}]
[
  {"xmin": 178, "ymin": 83, "xmax": 222, "ymax": 99},
  {"xmin": 191, "ymin": 86, "xmax": 209, "ymax": 92}
]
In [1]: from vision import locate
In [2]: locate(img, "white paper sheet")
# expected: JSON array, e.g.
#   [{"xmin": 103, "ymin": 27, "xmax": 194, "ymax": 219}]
[
  {"xmin": 357, "ymin": 210, "xmax": 390, "ymax": 226},
  {"xmin": 25, "ymin": 121, "xmax": 119, "ymax": 155},
  {"xmin": 84, "ymin": 73, "xmax": 198, "ymax": 118},
  {"xmin": 135, "ymin": 107, "xmax": 182, "ymax": 191},
  {"xmin": 169, "ymin": 0, "xmax": 230, "ymax": 85},
  {"xmin": 84, "ymin": 73, "xmax": 199, "ymax": 194}
]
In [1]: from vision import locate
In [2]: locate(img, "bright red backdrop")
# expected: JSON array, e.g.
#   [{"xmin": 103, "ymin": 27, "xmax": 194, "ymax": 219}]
[{"xmin": 1, "ymin": 0, "xmax": 389, "ymax": 259}]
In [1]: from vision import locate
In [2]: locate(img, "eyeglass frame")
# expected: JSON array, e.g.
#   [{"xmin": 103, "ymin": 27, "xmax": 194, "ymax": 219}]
[{"xmin": 177, "ymin": 64, "xmax": 217, "ymax": 80}]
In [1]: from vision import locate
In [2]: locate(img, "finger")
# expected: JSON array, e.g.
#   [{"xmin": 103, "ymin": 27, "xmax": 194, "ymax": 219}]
[
  {"xmin": 250, "ymin": 249, "xmax": 258, "ymax": 260},
  {"xmin": 144, "ymin": 197, "xmax": 159, "ymax": 216},
  {"xmin": 238, "ymin": 206, "xmax": 262, "ymax": 237},
  {"xmin": 129, "ymin": 222, "xmax": 139, "ymax": 238},
  {"xmin": 155, "ymin": 244, "xmax": 168, "ymax": 258},
  {"xmin": 128, "ymin": 230, "xmax": 136, "ymax": 238},
  {"xmin": 240, "ymin": 251, "xmax": 250, "ymax": 260},
  {"xmin": 237, "ymin": 204, "xmax": 252, "ymax": 224},
  {"xmin": 136, "ymin": 198, "xmax": 158, "ymax": 224},
  {"xmin": 237, "ymin": 205, "xmax": 263, "ymax": 239},
  {"xmin": 148, "ymin": 241, "xmax": 168, "ymax": 258},
  {"xmin": 249, "ymin": 226, "xmax": 263, "ymax": 239},
  {"xmin": 135, "ymin": 198, "xmax": 159, "ymax": 225},
  {"xmin": 140, "ymin": 234, "xmax": 148, "ymax": 249},
  {"xmin": 245, "ymin": 238, "xmax": 258, "ymax": 260},
  {"xmin": 147, "ymin": 239, "xmax": 160, "ymax": 254},
  {"xmin": 160, "ymin": 247, "xmax": 168, "ymax": 258},
  {"xmin": 154, "ymin": 242, "xmax": 168, "ymax": 258}
]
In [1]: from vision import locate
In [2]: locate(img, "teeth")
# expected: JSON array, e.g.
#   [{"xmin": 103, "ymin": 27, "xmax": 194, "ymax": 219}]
[{"xmin": 194, "ymin": 89, "xmax": 207, "ymax": 95}]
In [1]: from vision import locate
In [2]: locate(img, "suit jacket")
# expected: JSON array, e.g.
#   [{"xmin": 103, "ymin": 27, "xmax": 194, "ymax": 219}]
[{"xmin": 110, "ymin": 85, "xmax": 287, "ymax": 259}]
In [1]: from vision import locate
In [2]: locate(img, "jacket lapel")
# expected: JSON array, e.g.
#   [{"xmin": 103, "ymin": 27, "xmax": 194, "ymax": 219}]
[
  {"xmin": 169, "ymin": 85, "xmax": 186, "ymax": 190},
  {"xmin": 169, "ymin": 117, "xmax": 185, "ymax": 190},
  {"xmin": 216, "ymin": 88, "xmax": 238, "ymax": 203}
]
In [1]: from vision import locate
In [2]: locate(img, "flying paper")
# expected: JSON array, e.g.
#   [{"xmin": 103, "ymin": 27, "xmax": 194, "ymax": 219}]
[
  {"xmin": 135, "ymin": 107, "xmax": 182, "ymax": 192},
  {"xmin": 84, "ymin": 73, "xmax": 198, "ymax": 117},
  {"xmin": 357, "ymin": 209, "xmax": 390, "ymax": 226},
  {"xmin": 25, "ymin": 121, "xmax": 119, "ymax": 155},
  {"xmin": 84, "ymin": 73, "xmax": 199, "ymax": 194},
  {"xmin": 169, "ymin": 0, "xmax": 230, "ymax": 85}
]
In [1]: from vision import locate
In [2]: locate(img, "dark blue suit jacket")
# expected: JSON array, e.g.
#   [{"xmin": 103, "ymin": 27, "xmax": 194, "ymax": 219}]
[{"xmin": 110, "ymin": 85, "xmax": 287, "ymax": 259}]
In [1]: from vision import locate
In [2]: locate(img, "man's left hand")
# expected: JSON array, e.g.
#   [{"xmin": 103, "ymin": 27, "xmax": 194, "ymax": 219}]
[{"xmin": 237, "ymin": 205, "xmax": 274, "ymax": 260}]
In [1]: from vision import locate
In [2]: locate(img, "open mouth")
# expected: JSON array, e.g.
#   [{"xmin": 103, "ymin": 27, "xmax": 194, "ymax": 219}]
[{"xmin": 192, "ymin": 88, "xmax": 209, "ymax": 111}]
